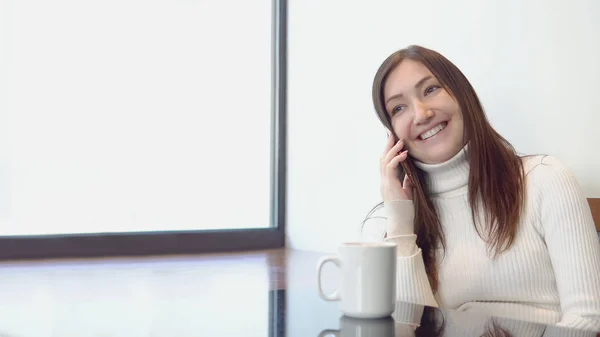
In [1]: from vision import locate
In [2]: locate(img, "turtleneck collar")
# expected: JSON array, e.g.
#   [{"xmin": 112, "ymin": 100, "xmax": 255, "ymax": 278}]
[{"xmin": 413, "ymin": 144, "xmax": 470, "ymax": 197}]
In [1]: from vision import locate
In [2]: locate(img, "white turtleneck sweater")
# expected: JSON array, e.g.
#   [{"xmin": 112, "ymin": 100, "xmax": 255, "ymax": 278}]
[{"xmin": 361, "ymin": 147, "xmax": 600, "ymax": 332}]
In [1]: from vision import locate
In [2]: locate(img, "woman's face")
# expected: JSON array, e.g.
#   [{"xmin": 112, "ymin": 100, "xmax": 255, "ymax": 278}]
[{"xmin": 383, "ymin": 59, "xmax": 465, "ymax": 164}]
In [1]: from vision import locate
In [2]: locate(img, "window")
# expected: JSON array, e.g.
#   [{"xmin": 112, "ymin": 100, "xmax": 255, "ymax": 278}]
[{"xmin": 0, "ymin": 0, "xmax": 286, "ymax": 258}]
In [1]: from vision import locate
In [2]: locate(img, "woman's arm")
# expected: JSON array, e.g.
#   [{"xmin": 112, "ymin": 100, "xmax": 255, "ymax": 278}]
[
  {"xmin": 534, "ymin": 156, "xmax": 600, "ymax": 331},
  {"xmin": 360, "ymin": 200, "xmax": 438, "ymax": 307}
]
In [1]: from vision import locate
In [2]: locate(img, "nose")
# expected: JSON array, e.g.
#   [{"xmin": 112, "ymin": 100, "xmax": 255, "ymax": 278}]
[{"xmin": 413, "ymin": 103, "xmax": 434, "ymax": 125}]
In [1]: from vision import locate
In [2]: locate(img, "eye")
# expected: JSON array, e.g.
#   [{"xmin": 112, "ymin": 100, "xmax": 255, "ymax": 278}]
[
  {"xmin": 391, "ymin": 105, "xmax": 406, "ymax": 115},
  {"xmin": 425, "ymin": 85, "xmax": 440, "ymax": 95}
]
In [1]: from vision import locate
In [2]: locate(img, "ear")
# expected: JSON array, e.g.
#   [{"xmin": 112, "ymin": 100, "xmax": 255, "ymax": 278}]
[{"xmin": 385, "ymin": 127, "xmax": 398, "ymax": 141}]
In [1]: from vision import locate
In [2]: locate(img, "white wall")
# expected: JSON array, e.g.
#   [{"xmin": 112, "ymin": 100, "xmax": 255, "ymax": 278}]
[{"xmin": 286, "ymin": 0, "xmax": 600, "ymax": 253}]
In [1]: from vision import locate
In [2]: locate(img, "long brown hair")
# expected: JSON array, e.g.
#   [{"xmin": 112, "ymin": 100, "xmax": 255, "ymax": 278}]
[{"xmin": 370, "ymin": 45, "xmax": 525, "ymax": 292}]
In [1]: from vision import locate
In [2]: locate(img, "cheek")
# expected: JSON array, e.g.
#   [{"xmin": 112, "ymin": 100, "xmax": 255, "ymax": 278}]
[
  {"xmin": 441, "ymin": 95, "xmax": 461, "ymax": 117},
  {"xmin": 455, "ymin": 115, "xmax": 466, "ymax": 139},
  {"xmin": 391, "ymin": 117, "xmax": 411, "ymax": 140}
]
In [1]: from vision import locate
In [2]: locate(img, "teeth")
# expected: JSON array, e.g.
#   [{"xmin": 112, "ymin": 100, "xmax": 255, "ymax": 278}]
[{"xmin": 420, "ymin": 122, "xmax": 447, "ymax": 140}]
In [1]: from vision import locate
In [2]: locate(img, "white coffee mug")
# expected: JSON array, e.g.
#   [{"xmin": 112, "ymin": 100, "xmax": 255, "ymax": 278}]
[{"xmin": 316, "ymin": 242, "xmax": 397, "ymax": 319}]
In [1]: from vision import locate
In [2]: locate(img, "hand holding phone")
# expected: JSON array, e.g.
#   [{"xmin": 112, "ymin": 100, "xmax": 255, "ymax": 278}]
[{"xmin": 380, "ymin": 134, "xmax": 413, "ymax": 201}]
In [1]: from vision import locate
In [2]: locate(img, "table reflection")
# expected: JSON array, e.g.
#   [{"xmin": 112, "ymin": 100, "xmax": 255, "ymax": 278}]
[{"xmin": 279, "ymin": 288, "xmax": 599, "ymax": 337}]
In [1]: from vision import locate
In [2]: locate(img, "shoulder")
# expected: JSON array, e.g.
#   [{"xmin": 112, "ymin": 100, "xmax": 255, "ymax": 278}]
[
  {"xmin": 520, "ymin": 155, "xmax": 594, "ymax": 235},
  {"xmin": 521, "ymin": 154, "xmax": 578, "ymax": 187},
  {"xmin": 521, "ymin": 155, "xmax": 587, "ymax": 213}
]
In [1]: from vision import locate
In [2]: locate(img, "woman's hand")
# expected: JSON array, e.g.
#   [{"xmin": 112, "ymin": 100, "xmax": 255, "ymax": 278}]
[{"xmin": 380, "ymin": 135, "xmax": 413, "ymax": 201}]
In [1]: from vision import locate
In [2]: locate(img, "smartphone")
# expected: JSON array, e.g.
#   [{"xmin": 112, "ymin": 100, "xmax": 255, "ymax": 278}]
[
  {"xmin": 400, "ymin": 157, "xmax": 416, "ymax": 187},
  {"xmin": 391, "ymin": 133, "xmax": 415, "ymax": 187}
]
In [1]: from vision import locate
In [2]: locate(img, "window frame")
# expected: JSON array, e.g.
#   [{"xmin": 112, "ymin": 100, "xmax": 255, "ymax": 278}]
[{"xmin": 0, "ymin": 0, "xmax": 287, "ymax": 260}]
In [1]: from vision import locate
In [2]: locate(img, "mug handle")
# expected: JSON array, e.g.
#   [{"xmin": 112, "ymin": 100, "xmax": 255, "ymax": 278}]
[
  {"xmin": 318, "ymin": 329, "xmax": 339, "ymax": 337},
  {"xmin": 316, "ymin": 255, "xmax": 341, "ymax": 301}
]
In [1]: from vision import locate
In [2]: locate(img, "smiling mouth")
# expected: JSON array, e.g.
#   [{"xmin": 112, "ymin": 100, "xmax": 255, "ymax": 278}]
[{"xmin": 419, "ymin": 122, "xmax": 448, "ymax": 140}]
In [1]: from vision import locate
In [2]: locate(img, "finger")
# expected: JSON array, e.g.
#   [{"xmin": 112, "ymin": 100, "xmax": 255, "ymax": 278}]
[
  {"xmin": 402, "ymin": 172, "xmax": 413, "ymax": 188},
  {"xmin": 385, "ymin": 150, "xmax": 408, "ymax": 176},
  {"xmin": 381, "ymin": 139, "xmax": 405, "ymax": 167},
  {"xmin": 382, "ymin": 131, "xmax": 396, "ymax": 157},
  {"xmin": 402, "ymin": 173, "xmax": 414, "ymax": 199},
  {"xmin": 381, "ymin": 139, "xmax": 404, "ymax": 175}
]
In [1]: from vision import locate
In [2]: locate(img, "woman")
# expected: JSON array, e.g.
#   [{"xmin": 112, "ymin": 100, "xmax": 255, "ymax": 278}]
[{"xmin": 362, "ymin": 45, "xmax": 600, "ymax": 331}]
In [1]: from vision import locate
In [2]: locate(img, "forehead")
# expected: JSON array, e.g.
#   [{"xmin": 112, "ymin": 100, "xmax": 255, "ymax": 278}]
[{"xmin": 383, "ymin": 59, "xmax": 435, "ymax": 99}]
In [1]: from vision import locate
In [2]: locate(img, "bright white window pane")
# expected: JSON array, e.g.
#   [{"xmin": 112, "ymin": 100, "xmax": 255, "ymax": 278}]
[{"xmin": 0, "ymin": 0, "xmax": 273, "ymax": 235}]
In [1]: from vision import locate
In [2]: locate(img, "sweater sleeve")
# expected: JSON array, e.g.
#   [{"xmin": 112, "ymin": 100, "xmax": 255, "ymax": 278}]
[
  {"xmin": 533, "ymin": 156, "xmax": 600, "ymax": 331},
  {"xmin": 382, "ymin": 200, "xmax": 438, "ymax": 307}
]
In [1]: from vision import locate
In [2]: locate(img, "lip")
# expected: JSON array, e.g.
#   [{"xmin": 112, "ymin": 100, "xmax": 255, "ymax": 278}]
[{"xmin": 416, "ymin": 121, "xmax": 449, "ymax": 141}]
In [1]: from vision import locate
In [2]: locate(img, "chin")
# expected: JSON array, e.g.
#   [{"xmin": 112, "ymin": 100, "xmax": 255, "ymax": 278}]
[{"xmin": 418, "ymin": 144, "xmax": 462, "ymax": 164}]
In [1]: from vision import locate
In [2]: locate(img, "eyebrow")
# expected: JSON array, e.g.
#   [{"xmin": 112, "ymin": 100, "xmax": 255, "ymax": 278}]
[{"xmin": 385, "ymin": 75, "xmax": 433, "ymax": 106}]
